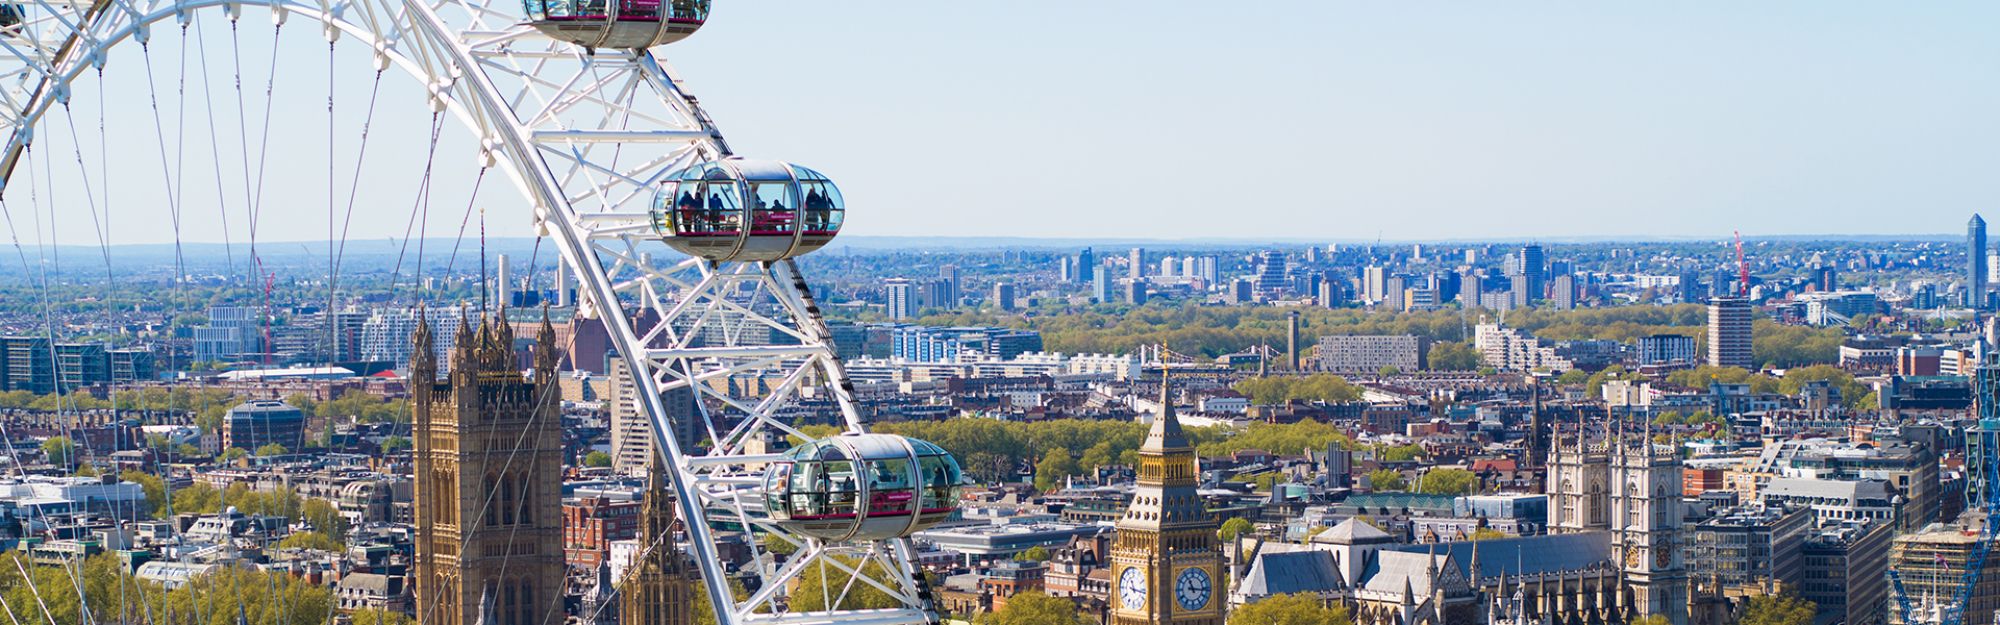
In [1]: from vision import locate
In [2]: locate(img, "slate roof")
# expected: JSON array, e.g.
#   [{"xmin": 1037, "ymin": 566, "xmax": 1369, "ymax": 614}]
[
  {"xmin": 1239, "ymin": 550, "xmax": 1345, "ymax": 597},
  {"xmin": 1387, "ymin": 532, "xmax": 1614, "ymax": 583}
]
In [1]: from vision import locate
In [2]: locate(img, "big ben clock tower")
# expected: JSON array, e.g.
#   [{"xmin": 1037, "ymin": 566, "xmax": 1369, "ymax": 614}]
[{"xmin": 1110, "ymin": 377, "xmax": 1224, "ymax": 625}]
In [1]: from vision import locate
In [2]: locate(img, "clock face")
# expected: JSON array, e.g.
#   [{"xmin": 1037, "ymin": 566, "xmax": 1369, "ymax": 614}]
[
  {"xmin": 1655, "ymin": 548, "xmax": 1672, "ymax": 568},
  {"xmin": 1624, "ymin": 548, "xmax": 1642, "ymax": 569},
  {"xmin": 1175, "ymin": 568, "xmax": 1212, "ymax": 611},
  {"xmin": 1118, "ymin": 568, "xmax": 1147, "ymax": 610}
]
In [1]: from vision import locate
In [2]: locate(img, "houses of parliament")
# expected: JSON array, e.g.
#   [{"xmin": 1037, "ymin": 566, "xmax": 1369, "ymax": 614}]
[{"xmin": 409, "ymin": 310, "xmax": 693, "ymax": 625}]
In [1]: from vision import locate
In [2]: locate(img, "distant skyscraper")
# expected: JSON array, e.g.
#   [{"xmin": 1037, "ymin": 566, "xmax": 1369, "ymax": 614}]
[
  {"xmin": 1228, "ymin": 278, "xmax": 1254, "ymax": 305},
  {"xmin": 1129, "ymin": 248, "xmax": 1144, "ymax": 279},
  {"xmin": 1197, "ymin": 256, "xmax": 1219, "ymax": 283},
  {"xmin": 1255, "ymin": 251, "xmax": 1288, "ymax": 293},
  {"xmin": 1550, "ymin": 274, "xmax": 1577, "ymax": 310},
  {"xmin": 1126, "ymin": 281, "xmax": 1148, "ymax": 306},
  {"xmin": 1973, "ymin": 214, "xmax": 1989, "ymax": 309},
  {"xmin": 1708, "ymin": 297, "xmax": 1753, "ymax": 369},
  {"xmin": 1181, "ymin": 256, "xmax": 1198, "ymax": 281},
  {"xmin": 885, "ymin": 278, "xmax": 914, "ymax": 320},
  {"xmin": 1058, "ymin": 256, "xmax": 1076, "ymax": 283},
  {"xmin": 1077, "ymin": 247, "xmax": 1095, "ymax": 284},
  {"xmin": 992, "ymin": 282, "xmax": 1016, "ymax": 311},
  {"xmin": 1159, "ymin": 256, "xmax": 1178, "ymax": 278},
  {"xmin": 1092, "ymin": 271, "xmax": 1111, "ymax": 303},
  {"xmin": 1520, "ymin": 244, "xmax": 1547, "ymax": 303},
  {"xmin": 1363, "ymin": 265, "xmax": 1386, "ymax": 302},
  {"xmin": 938, "ymin": 265, "xmax": 961, "ymax": 307}
]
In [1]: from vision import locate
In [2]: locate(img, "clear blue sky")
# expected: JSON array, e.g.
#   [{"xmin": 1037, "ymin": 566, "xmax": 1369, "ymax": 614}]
[{"xmin": 19, "ymin": 2, "xmax": 2000, "ymax": 248}]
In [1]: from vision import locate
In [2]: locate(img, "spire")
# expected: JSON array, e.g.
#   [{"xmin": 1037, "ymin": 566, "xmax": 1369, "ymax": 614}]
[
  {"xmin": 411, "ymin": 305, "xmax": 435, "ymax": 380},
  {"xmin": 1143, "ymin": 371, "xmax": 1188, "ymax": 451},
  {"xmin": 1402, "ymin": 576, "xmax": 1416, "ymax": 606},
  {"xmin": 535, "ymin": 306, "xmax": 559, "ymax": 378}
]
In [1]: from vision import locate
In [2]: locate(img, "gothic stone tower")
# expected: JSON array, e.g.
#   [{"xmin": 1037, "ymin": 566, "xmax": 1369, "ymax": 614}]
[
  {"xmin": 414, "ymin": 310, "xmax": 565, "ymax": 625},
  {"xmin": 1110, "ymin": 378, "xmax": 1224, "ymax": 625},
  {"xmin": 1611, "ymin": 436, "xmax": 1687, "ymax": 625},
  {"xmin": 1546, "ymin": 419, "xmax": 1688, "ymax": 625},
  {"xmin": 620, "ymin": 459, "xmax": 696, "ymax": 625}
]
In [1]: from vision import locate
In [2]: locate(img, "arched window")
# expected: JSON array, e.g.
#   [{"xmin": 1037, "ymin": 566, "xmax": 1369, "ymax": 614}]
[{"xmin": 517, "ymin": 579, "xmax": 535, "ymax": 625}]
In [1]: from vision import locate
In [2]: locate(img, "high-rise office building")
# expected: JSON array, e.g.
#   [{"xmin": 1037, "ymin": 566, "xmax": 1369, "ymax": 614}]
[
  {"xmin": 1126, "ymin": 281, "xmax": 1148, "ymax": 306},
  {"xmin": 939, "ymin": 264, "xmax": 961, "ymax": 306},
  {"xmin": 1974, "ymin": 214, "xmax": 1990, "ymax": 309},
  {"xmin": 1092, "ymin": 271, "xmax": 1111, "ymax": 303},
  {"xmin": 1708, "ymin": 297, "xmax": 1753, "ymax": 369},
  {"xmin": 1128, "ymin": 248, "xmax": 1144, "ymax": 279},
  {"xmin": 1158, "ymin": 256, "xmax": 1178, "ymax": 278},
  {"xmin": 884, "ymin": 278, "xmax": 914, "ymax": 320},
  {"xmin": 1254, "ymin": 251, "xmax": 1287, "ymax": 293},
  {"xmin": 609, "ymin": 358, "xmax": 700, "ymax": 476},
  {"xmin": 1363, "ymin": 265, "xmax": 1386, "ymax": 302},
  {"xmin": 1196, "ymin": 256, "xmax": 1219, "ymax": 284},
  {"xmin": 1180, "ymin": 256, "xmax": 1198, "ymax": 281},
  {"xmin": 1077, "ymin": 247, "xmax": 1095, "ymax": 284},
  {"xmin": 1520, "ymin": 244, "xmax": 1546, "ymax": 303},
  {"xmin": 1550, "ymin": 274, "xmax": 1577, "ymax": 310},
  {"xmin": 992, "ymin": 281, "xmax": 1016, "ymax": 311}
]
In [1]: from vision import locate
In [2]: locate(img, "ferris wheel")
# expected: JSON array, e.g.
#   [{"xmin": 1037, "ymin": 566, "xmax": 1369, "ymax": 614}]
[{"xmin": 0, "ymin": 1, "xmax": 960, "ymax": 624}]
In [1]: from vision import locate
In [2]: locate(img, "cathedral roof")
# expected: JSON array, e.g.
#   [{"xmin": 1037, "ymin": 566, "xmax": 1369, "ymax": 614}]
[
  {"xmin": 1239, "ymin": 550, "xmax": 1345, "ymax": 597},
  {"xmin": 1388, "ymin": 532, "xmax": 1614, "ymax": 583},
  {"xmin": 1358, "ymin": 550, "xmax": 1464, "ymax": 599}
]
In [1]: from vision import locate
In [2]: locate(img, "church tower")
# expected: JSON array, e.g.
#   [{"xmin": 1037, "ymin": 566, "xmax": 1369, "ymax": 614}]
[
  {"xmin": 620, "ymin": 458, "xmax": 697, "ymax": 625},
  {"xmin": 1610, "ymin": 431, "xmax": 1687, "ymax": 625},
  {"xmin": 1110, "ymin": 377, "xmax": 1223, "ymax": 625},
  {"xmin": 414, "ymin": 309, "xmax": 565, "ymax": 625},
  {"xmin": 1548, "ymin": 416, "xmax": 1610, "ymax": 533}
]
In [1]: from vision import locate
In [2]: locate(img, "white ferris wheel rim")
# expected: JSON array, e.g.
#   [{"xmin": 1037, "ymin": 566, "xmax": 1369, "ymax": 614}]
[{"xmin": 0, "ymin": 0, "xmax": 941, "ymax": 623}]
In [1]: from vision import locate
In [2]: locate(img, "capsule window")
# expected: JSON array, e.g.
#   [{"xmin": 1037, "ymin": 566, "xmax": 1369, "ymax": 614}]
[
  {"xmin": 799, "ymin": 180, "xmax": 842, "ymax": 234},
  {"xmin": 750, "ymin": 181, "xmax": 797, "ymax": 234},
  {"xmin": 695, "ymin": 181, "xmax": 741, "ymax": 235}
]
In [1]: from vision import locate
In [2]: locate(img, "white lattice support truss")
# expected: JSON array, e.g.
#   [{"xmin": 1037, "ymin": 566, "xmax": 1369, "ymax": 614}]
[{"xmin": 0, "ymin": 0, "xmax": 938, "ymax": 623}]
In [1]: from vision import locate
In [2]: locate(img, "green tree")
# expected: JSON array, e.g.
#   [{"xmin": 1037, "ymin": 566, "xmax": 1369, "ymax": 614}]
[
  {"xmin": 1415, "ymin": 468, "xmax": 1477, "ymax": 496},
  {"xmin": 379, "ymin": 435, "xmax": 412, "ymax": 454},
  {"xmin": 302, "ymin": 498, "xmax": 348, "ymax": 538},
  {"xmin": 1739, "ymin": 592, "xmax": 1816, "ymax": 625},
  {"xmin": 979, "ymin": 591, "xmax": 1083, "ymax": 625},
  {"xmin": 1227, "ymin": 592, "xmax": 1351, "ymax": 625},
  {"xmin": 276, "ymin": 531, "xmax": 344, "ymax": 551},
  {"xmin": 584, "ymin": 450, "xmax": 614, "ymax": 468},
  {"xmin": 1470, "ymin": 528, "xmax": 1508, "ymax": 541},
  {"xmin": 1218, "ymin": 517, "xmax": 1255, "ymax": 542},
  {"xmin": 173, "ymin": 482, "xmax": 225, "ymax": 515},
  {"xmin": 1013, "ymin": 546, "xmax": 1052, "ymax": 562},
  {"xmin": 788, "ymin": 556, "xmax": 900, "ymax": 612},
  {"xmin": 121, "ymin": 470, "xmax": 167, "ymax": 518},
  {"xmin": 217, "ymin": 447, "xmax": 249, "ymax": 463},
  {"xmin": 1366, "ymin": 469, "xmax": 1406, "ymax": 492},
  {"xmin": 1034, "ymin": 449, "xmax": 1080, "ymax": 492},
  {"xmin": 255, "ymin": 443, "xmax": 289, "ymax": 457},
  {"xmin": 351, "ymin": 609, "xmax": 417, "ymax": 625},
  {"xmin": 1425, "ymin": 341, "xmax": 1480, "ymax": 371},
  {"xmin": 41, "ymin": 436, "xmax": 73, "ymax": 466},
  {"xmin": 761, "ymin": 531, "xmax": 800, "ymax": 556},
  {"xmin": 1377, "ymin": 365, "xmax": 1401, "ymax": 377},
  {"xmin": 1632, "ymin": 616, "xmax": 1671, "ymax": 625},
  {"xmin": 1374, "ymin": 443, "xmax": 1426, "ymax": 462},
  {"xmin": 1556, "ymin": 368, "xmax": 1590, "ymax": 385}
]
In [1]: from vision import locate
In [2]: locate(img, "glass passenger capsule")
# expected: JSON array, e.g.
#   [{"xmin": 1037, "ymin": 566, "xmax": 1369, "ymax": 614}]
[
  {"xmin": 761, "ymin": 433, "xmax": 964, "ymax": 541},
  {"xmin": 651, "ymin": 158, "xmax": 845, "ymax": 262},
  {"xmin": 522, "ymin": 0, "xmax": 707, "ymax": 50}
]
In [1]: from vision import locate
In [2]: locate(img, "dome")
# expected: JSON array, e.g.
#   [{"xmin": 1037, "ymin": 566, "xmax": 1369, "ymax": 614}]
[
  {"xmin": 651, "ymin": 158, "xmax": 844, "ymax": 262},
  {"xmin": 523, "ymin": 0, "xmax": 708, "ymax": 49},
  {"xmin": 761, "ymin": 433, "xmax": 963, "ymax": 541}
]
